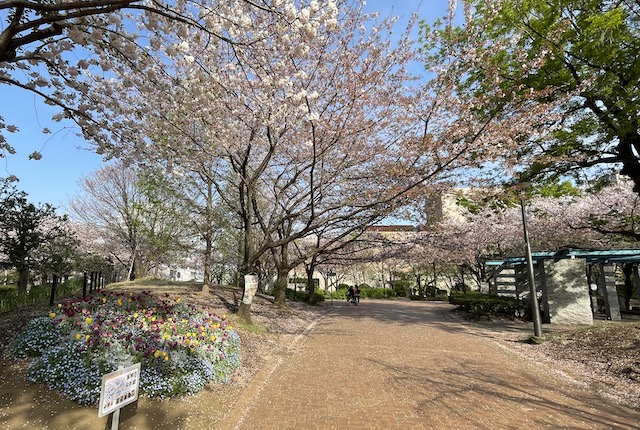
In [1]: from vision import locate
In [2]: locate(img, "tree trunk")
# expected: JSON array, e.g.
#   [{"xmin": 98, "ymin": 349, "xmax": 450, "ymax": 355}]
[
  {"xmin": 17, "ymin": 264, "xmax": 29, "ymax": 295},
  {"xmin": 618, "ymin": 134, "xmax": 640, "ymax": 196},
  {"xmin": 273, "ymin": 268, "xmax": 288, "ymax": 306},
  {"xmin": 237, "ymin": 301, "xmax": 252, "ymax": 323},
  {"xmin": 128, "ymin": 260, "xmax": 136, "ymax": 281},
  {"xmin": 202, "ymin": 235, "xmax": 212, "ymax": 294},
  {"xmin": 134, "ymin": 255, "xmax": 148, "ymax": 279},
  {"xmin": 49, "ymin": 274, "xmax": 58, "ymax": 306},
  {"xmin": 305, "ymin": 264, "xmax": 317, "ymax": 305},
  {"xmin": 236, "ymin": 262, "xmax": 254, "ymax": 324}
]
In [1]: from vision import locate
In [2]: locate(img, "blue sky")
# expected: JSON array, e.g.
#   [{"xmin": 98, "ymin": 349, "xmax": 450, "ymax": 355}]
[{"xmin": 1, "ymin": 0, "xmax": 448, "ymax": 210}]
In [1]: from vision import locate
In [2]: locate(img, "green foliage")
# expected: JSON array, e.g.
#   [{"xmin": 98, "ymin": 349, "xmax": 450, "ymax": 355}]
[
  {"xmin": 449, "ymin": 292, "xmax": 527, "ymax": 319},
  {"xmin": 0, "ymin": 179, "xmax": 74, "ymax": 294},
  {"xmin": 409, "ymin": 295, "xmax": 446, "ymax": 301},
  {"xmin": 423, "ymin": 0, "xmax": 640, "ymax": 189},
  {"xmin": 360, "ymin": 287, "xmax": 394, "ymax": 299},
  {"xmin": 0, "ymin": 280, "xmax": 82, "ymax": 314},
  {"xmin": 533, "ymin": 180, "xmax": 581, "ymax": 198},
  {"xmin": 391, "ymin": 280, "xmax": 410, "ymax": 297},
  {"xmin": 331, "ymin": 287, "xmax": 347, "ymax": 300},
  {"xmin": 285, "ymin": 288, "xmax": 325, "ymax": 303}
]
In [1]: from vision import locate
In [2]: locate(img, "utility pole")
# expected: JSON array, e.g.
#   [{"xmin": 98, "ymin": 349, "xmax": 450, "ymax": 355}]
[{"xmin": 520, "ymin": 195, "xmax": 544, "ymax": 338}]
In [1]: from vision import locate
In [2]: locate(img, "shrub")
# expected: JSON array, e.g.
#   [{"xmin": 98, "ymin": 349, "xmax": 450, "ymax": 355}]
[
  {"xmin": 0, "ymin": 279, "xmax": 83, "ymax": 314},
  {"xmin": 391, "ymin": 281, "xmax": 410, "ymax": 297},
  {"xmin": 285, "ymin": 288, "xmax": 325, "ymax": 303},
  {"xmin": 410, "ymin": 294, "xmax": 447, "ymax": 301},
  {"xmin": 331, "ymin": 288, "xmax": 347, "ymax": 300},
  {"xmin": 10, "ymin": 291, "xmax": 240, "ymax": 405},
  {"xmin": 360, "ymin": 287, "xmax": 393, "ymax": 299},
  {"xmin": 449, "ymin": 292, "xmax": 526, "ymax": 319}
]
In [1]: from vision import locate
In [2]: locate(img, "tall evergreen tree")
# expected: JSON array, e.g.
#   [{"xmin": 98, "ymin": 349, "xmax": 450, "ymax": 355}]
[{"xmin": 423, "ymin": 0, "xmax": 640, "ymax": 192}]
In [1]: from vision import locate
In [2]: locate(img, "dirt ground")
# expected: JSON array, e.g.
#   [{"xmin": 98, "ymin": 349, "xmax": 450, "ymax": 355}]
[
  {"xmin": 0, "ymin": 283, "xmax": 328, "ymax": 430},
  {"xmin": 0, "ymin": 283, "xmax": 638, "ymax": 429}
]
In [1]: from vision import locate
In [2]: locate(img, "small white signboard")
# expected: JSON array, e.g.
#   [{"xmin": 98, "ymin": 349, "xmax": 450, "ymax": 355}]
[
  {"xmin": 243, "ymin": 273, "xmax": 259, "ymax": 305},
  {"xmin": 98, "ymin": 363, "xmax": 141, "ymax": 418}
]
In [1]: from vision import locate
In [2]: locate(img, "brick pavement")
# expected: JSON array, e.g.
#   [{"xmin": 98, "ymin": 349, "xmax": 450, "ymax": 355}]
[{"xmin": 218, "ymin": 300, "xmax": 640, "ymax": 430}]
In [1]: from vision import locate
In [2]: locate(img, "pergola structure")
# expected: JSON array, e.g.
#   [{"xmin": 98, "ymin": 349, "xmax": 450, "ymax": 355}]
[{"xmin": 484, "ymin": 249, "xmax": 640, "ymax": 324}]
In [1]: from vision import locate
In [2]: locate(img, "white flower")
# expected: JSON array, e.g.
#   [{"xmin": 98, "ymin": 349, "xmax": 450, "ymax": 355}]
[
  {"xmin": 299, "ymin": 8, "xmax": 310, "ymax": 24},
  {"xmin": 303, "ymin": 23, "xmax": 317, "ymax": 40},
  {"xmin": 178, "ymin": 41, "xmax": 190, "ymax": 53},
  {"xmin": 295, "ymin": 44, "xmax": 309, "ymax": 56},
  {"xmin": 285, "ymin": 4, "xmax": 297, "ymax": 21}
]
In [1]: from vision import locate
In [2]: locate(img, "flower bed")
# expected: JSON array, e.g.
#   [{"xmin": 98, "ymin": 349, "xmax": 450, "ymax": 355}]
[{"xmin": 10, "ymin": 291, "xmax": 240, "ymax": 405}]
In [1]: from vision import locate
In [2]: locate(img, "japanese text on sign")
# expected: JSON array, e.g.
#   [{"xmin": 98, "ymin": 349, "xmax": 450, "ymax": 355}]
[{"xmin": 98, "ymin": 363, "xmax": 141, "ymax": 417}]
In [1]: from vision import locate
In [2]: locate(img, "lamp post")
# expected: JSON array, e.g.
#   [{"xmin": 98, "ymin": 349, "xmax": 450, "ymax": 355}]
[
  {"xmin": 327, "ymin": 271, "xmax": 336, "ymax": 305},
  {"xmin": 520, "ymin": 194, "xmax": 544, "ymax": 338}
]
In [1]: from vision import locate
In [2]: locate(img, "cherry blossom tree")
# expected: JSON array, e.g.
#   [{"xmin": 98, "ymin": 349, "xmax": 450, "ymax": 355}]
[
  {"xmin": 45, "ymin": 0, "xmax": 568, "ymax": 322},
  {"xmin": 69, "ymin": 162, "xmax": 188, "ymax": 280},
  {"xmin": 63, "ymin": 1, "xmax": 420, "ymax": 321},
  {"xmin": 412, "ymin": 179, "xmax": 640, "ymax": 292},
  {"xmin": 0, "ymin": 0, "xmax": 317, "ymax": 160}
]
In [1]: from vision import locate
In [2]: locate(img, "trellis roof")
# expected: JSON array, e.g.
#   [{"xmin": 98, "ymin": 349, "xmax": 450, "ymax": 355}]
[{"xmin": 484, "ymin": 248, "xmax": 640, "ymax": 266}]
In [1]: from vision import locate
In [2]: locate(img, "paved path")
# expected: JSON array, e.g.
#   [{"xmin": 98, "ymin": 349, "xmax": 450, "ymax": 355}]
[{"xmin": 219, "ymin": 300, "xmax": 640, "ymax": 430}]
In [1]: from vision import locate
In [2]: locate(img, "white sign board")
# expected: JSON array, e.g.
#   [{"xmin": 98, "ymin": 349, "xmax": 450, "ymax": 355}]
[
  {"xmin": 98, "ymin": 363, "xmax": 141, "ymax": 418},
  {"xmin": 242, "ymin": 273, "xmax": 259, "ymax": 305}
]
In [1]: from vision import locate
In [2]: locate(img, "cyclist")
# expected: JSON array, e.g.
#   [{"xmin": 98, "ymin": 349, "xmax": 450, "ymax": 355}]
[{"xmin": 346, "ymin": 286, "xmax": 355, "ymax": 304}]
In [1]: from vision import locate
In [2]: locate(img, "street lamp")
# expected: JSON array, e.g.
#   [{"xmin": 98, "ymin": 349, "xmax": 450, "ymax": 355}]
[
  {"xmin": 327, "ymin": 271, "xmax": 336, "ymax": 305},
  {"xmin": 520, "ymin": 193, "xmax": 544, "ymax": 338}
]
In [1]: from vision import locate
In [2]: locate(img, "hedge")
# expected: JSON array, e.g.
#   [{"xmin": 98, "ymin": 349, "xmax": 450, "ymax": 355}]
[{"xmin": 449, "ymin": 292, "xmax": 527, "ymax": 319}]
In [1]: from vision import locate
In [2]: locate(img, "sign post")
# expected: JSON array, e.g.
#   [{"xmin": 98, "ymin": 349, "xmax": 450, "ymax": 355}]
[
  {"xmin": 98, "ymin": 363, "xmax": 141, "ymax": 430},
  {"xmin": 327, "ymin": 271, "xmax": 336, "ymax": 305}
]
